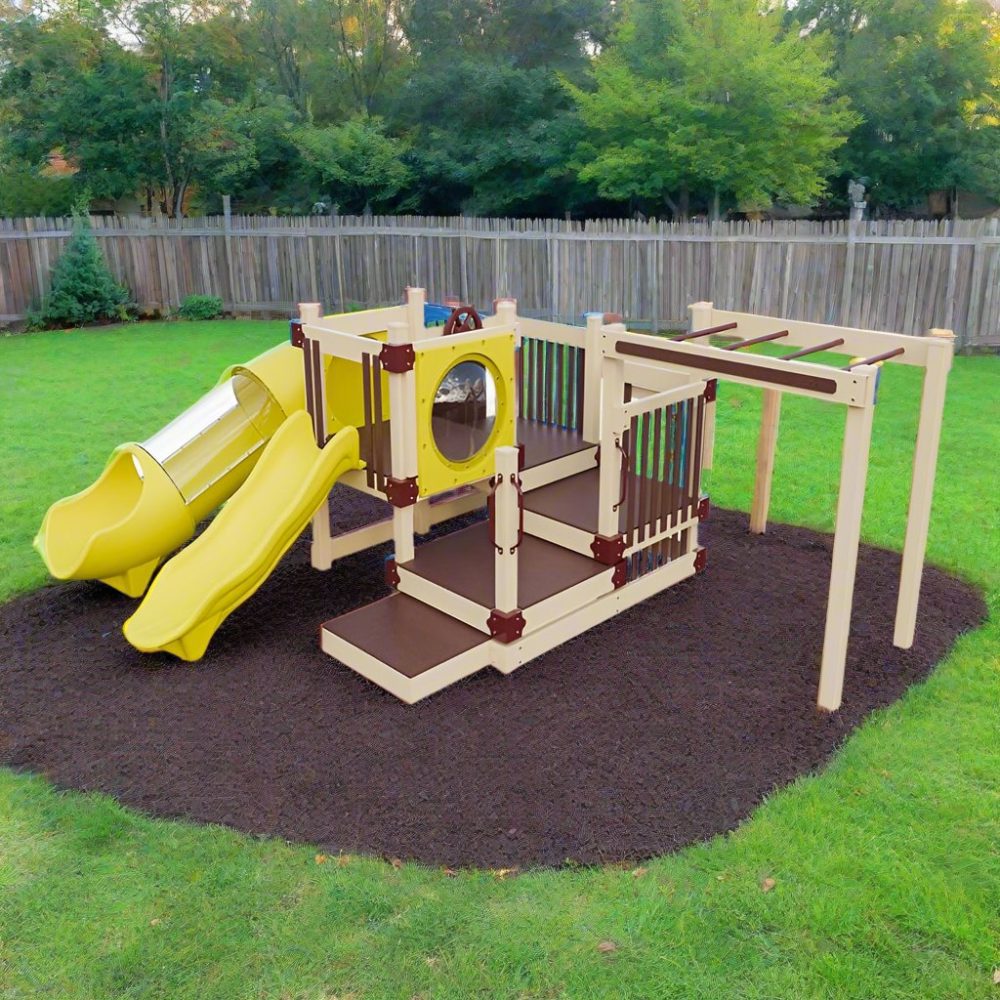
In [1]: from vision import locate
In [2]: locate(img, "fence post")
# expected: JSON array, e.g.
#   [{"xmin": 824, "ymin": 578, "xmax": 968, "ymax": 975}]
[
  {"xmin": 222, "ymin": 195, "xmax": 236, "ymax": 313},
  {"xmin": 459, "ymin": 215, "xmax": 469, "ymax": 304},
  {"xmin": 964, "ymin": 228, "xmax": 987, "ymax": 351},
  {"xmin": 333, "ymin": 204, "xmax": 346, "ymax": 311},
  {"xmin": 840, "ymin": 219, "xmax": 856, "ymax": 326}
]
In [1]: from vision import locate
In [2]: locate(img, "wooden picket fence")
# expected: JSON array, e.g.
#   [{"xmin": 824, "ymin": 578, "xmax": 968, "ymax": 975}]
[{"xmin": 1, "ymin": 213, "xmax": 998, "ymax": 348}]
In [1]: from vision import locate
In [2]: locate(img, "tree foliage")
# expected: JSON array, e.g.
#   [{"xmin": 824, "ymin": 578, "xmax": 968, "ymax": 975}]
[
  {"xmin": 34, "ymin": 202, "xmax": 132, "ymax": 328},
  {"xmin": 0, "ymin": 0, "xmax": 997, "ymax": 218},
  {"xmin": 569, "ymin": 0, "xmax": 858, "ymax": 217}
]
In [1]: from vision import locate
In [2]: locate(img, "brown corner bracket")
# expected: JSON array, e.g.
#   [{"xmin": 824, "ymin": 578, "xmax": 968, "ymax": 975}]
[
  {"xmin": 694, "ymin": 547, "xmax": 708, "ymax": 573},
  {"xmin": 704, "ymin": 378, "xmax": 718, "ymax": 402},
  {"xmin": 612, "ymin": 560, "xmax": 627, "ymax": 589},
  {"xmin": 384, "ymin": 557, "xmax": 400, "ymax": 588},
  {"xmin": 289, "ymin": 319, "xmax": 305, "ymax": 348},
  {"xmin": 385, "ymin": 476, "xmax": 419, "ymax": 508},
  {"xmin": 697, "ymin": 496, "xmax": 711, "ymax": 521},
  {"xmin": 591, "ymin": 533, "xmax": 626, "ymax": 565},
  {"xmin": 517, "ymin": 442, "xmax": 526, "ymax": 471},
  {"xmin": 379, "ymin": 342, "xmax": 416, "ymax": 374},
  {"xmin": 487, "ymin": 609, "xmax": 525, "ymax": 643}
]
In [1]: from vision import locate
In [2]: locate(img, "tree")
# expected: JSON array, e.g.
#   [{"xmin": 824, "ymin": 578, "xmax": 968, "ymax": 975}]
[
  {"xmin": 394, "ymin": 0, "xmax": 611, "ymax": 214},
  {"xmin": 789, "ymin": 0, "xmax": 1000, "ymax": 212},
  {"xmin": 296, "ymin": 116, "xmax": 409, "ymax": 211},
  {"xmin": 35, "ymin": 201, "xmax": 131, "ymax": 327},
  {"xmin": 568, "ymin": 0, "xmax": 858, "ymax": 217},
  {"xmin": 0, "ymin": 16, "xmax": 160, "ymax": 202}
]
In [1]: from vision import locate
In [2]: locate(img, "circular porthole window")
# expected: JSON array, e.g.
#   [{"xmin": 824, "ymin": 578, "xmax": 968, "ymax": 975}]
[{"xmin": 431, "ymin": 359, "xmax": 498, "ymax": 462}]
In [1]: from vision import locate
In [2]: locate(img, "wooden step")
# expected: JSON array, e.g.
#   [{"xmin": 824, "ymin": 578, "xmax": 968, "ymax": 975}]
[
  {"xmin": 321, "ymin": 593, "xmax": 492, "ymax": 703},
  {"xmin": 399, "ymin": 520, "xmax": 608, "ymax": 610},
  {"xmin": 522, "ymin": 467, "xmax": 625, "ymax": 535}
]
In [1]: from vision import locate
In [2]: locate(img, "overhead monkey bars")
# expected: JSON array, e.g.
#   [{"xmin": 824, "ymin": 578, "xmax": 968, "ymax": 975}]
[{"xmin": 603, "ymin": 303, "xmax": 954, "ymax": 712}]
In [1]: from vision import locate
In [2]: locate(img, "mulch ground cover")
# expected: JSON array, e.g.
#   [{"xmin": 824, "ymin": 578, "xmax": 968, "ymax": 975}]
[{"xmin": 0, "ymin": 490, "xmax": 985, "ymax": 868}]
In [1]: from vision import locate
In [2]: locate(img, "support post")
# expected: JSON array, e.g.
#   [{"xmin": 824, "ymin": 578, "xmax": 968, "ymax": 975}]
[
  {"xmin": 405, "ymin": 286, "xmax": 427, "ymax": 340},
  {"xmin": 493, "ymin": 446, "xmax": 520, "ymax": 613},
  {"xmin": 387, "ymin": 320, "xmax": 416, "ymax": 564},
  {"xmin": 597, "ymin": 326, "xmax": 627, "ymax": 541},
  {"xmin": 893, "ymin": 329, "xmax": 954, "ymax": 648},
  {"xmin": 817, "ymin": 369, "xmax": 878, "ymax": 711},
  {"xmin": 583, "ymin": 312, "xmax": 603, "ymax": 442},
  {"xmin": 300, "ymin": 301, "xmax": 330, "ymax": 569},
  {"xmin": 749, "ymin": 389, "xmax": 781, "ymax": 534},
  {"xmin": 688, "ymin": 302, "xmax": 716, "ymax": 468}
]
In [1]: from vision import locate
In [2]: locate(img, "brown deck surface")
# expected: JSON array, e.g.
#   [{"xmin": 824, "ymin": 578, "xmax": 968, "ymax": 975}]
[
  {"xmin": 0, "ymin": 497, "xmax": 984, "ymax": 868},
  {"xmin": 516, "ymin": 419, "xmax": 594, "ymax": 469},
  {"xmin": 523, "ymin": 467, "xmax": 627, "ymax": 534},
  {"xmin": 400, "ymin": 519, "xmax": 607, "ymax": 608},
  {"xmin": 355, "ymin": 418, "xmax": 591, "ymax": 490},
  {"xmin": 323, "ymin": 593, "xmax": 486, "ymax": 677}
]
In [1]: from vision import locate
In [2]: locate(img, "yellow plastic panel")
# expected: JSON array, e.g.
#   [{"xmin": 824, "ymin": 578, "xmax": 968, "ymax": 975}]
[
  {"xmin": 325, "ymin": 330, "xmax": 391, "ymax": 434},
  {"xmin": 414, "ymin": 332, "xmax": 516, "ymax": 497}
]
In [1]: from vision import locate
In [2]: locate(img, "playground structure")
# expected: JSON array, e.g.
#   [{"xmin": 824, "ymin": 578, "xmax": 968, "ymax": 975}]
[{"xmin": 35, "ymin": 289, "xmax": 954, "ymax": 711}]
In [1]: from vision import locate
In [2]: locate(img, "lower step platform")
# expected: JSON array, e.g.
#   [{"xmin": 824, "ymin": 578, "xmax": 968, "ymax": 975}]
[
  {"xmin": 321, "ymin": 547, "xmax": 702, "ymax": 704},
  {"xmin": 321, "ymin": 593, "xmax": 492, "ymax": 703}
]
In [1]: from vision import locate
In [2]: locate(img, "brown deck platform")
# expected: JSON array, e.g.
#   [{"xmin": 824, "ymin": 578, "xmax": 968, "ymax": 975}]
[
  {"xmin": 517, "ymin": 419, "xmax": 594, "ymax": 469},
  {"xmin": 400, "ymin": 520, "xmax": 607, "ymax": 608},
  {"xmin": 322, "ymin": 593, "xmax": 487, "ymax": 678},
  {"xmin": 354, "ymin": 417, "xmax": 592, "ymax": 489},
  {"xmin": 523, "ymin": 467, "xmax": 627, "ymax": 534}
]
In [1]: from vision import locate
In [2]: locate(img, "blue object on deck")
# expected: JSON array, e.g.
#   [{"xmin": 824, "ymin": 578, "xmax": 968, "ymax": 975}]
[{"xmin": 424, "ymin": 302, "xmax": 454, "ymax": 326}]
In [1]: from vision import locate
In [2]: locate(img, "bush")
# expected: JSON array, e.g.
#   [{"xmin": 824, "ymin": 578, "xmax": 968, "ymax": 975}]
[
  {"xmin": 37, "ymin": 203, "xmax": 132, "ymax": 328},
  {"xmin": 177, "ymin": 294, "xmax": 224, "ymax": 321}
]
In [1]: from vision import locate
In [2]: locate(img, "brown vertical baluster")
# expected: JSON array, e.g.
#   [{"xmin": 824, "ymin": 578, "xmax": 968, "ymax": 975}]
[
  {"xmin": 639, "ymin": 412, "xmax": 654, "ymax": 545},
  {"xmin": 690, "ymin": 394, "xmax": 705, "ymax": 519},
  {"xmin": 533, "ymin": 338, "xmax": 543, "ymax": 423},
  {"xmin": 303, "ymin": 339, "xmax": 316, "ymax": 445},
  {"xmin": 651, "ymin": 404, "xmax": 664, "ymax": 535},
  {"xmin": 627, "ymin": 414, "xmax": 639, "ymax": 548},
  {"xmin": 574, "ymin": 347, "xmax": 585, "ymax": 432},
  {"xmin": 361, "ymin": 354, "xmax": 374, "ymax": 488},
  {"xmin": 671, "ymin": 401, "xmax": 684, "ymax": 558},
  {"xmin": 657, "ymin": 408, "xmax": 671, "ymax": 541},
  {"xmin": 551, "ymin": 341, "xmax": 562, "ymax": 426},
  {"xmin": 311, "ymin": 340, "xmax": 325, "ymax": 446},
  {"xmin": 372, "ymin": 355, "xmax": 384, "ymax": 491}
]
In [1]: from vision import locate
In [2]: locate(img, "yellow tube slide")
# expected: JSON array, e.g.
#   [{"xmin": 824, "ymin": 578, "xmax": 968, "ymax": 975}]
[
  {"xmin": 34, "ymin": 342, "xmax": 306, "ymax": 597},
  {"xmin": 123, "ymin": 415, "xmax": 362, "ymax": 660}
]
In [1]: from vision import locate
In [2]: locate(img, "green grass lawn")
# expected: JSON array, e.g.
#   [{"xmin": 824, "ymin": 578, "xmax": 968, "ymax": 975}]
[{"xmin": 1, "ymin": 320, "xmax": 998, "ymax": 999}]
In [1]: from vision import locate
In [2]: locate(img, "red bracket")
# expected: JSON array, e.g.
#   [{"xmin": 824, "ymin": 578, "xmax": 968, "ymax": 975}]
[
  {"xmin": 379, "ymin": 342, "xmax": 415, "ymax": 374},
  {"xmin": 612, "ymin": 560, "xmax": 627, "ymax": 589},
  {"xmin": 385, "ymin": 476, "xmax": 419, "ymax": 508},
  {"xmin": 289, "ymin": 319, "xmax": 304, "ymax": 348},
  {"xmin": 704, "ymin": 378, "xmax": 718, "ymax": 403},
  {"xmin": 694, "ymin": 548, "xmax": 708, "ymax": 573},
  {"xmin": 591, "ymin": 533, "xmax": 626, "ymax": 565},
  {"xmin": 385, "ymin": 558, "xmax": 400, "ymax": 587},
  {"xmin": 487, "ymin": 609, "xmax": 525, "ymax": 643},
  {"xmin": 697, "ymin": 496, "xmax": 711, "ymax": 521}
]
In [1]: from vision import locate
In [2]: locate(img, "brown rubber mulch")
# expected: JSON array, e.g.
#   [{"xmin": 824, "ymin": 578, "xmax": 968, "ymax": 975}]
[{"xmin": 0, "ymin": 492, "xmax": 985, "ymax": 868}]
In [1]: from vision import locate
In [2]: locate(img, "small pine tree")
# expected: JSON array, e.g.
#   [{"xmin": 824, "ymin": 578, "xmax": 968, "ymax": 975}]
[{"xmin": 39, "ymin": 199, "xmax": 132, "ymax": 328}]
